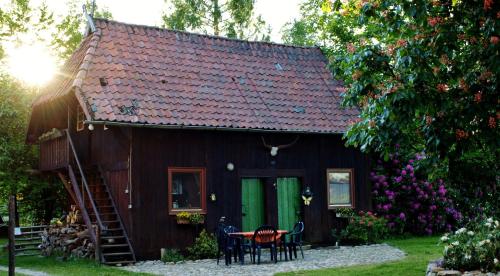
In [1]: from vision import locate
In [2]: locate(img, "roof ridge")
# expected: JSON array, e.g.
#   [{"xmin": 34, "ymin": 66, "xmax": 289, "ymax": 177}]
[
  {"xmin": 72, "ymin": 30, "xmax": 102, "ymax": 120},
  {"xmin": 93, "ymin": 18, "xmax": 319, "ymax": 50},
  {"xmin": 31, "ymin": 34, "xmax": 97, "ymax": 107}
]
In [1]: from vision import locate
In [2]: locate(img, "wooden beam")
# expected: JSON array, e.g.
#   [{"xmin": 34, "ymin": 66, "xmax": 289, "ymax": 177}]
[
  {"xmin": 95, "ymin": 224, "xmax": 101, "ymax": 263},
  {"xmin": 8, "ymin": 195, "xmax": 15, "ymax": 276},
  {"xmin": 67, "ymin": 165, "xmax": 97, "ymax": 245},
  {"xmin": 57, "ymin": 172, "xmax": 78, "ymax": 205}
]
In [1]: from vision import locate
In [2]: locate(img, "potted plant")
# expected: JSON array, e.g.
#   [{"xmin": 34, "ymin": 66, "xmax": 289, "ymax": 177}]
[
  {"xmin": 176, "ymin": 212, "xmax": 191, "ymax": 224},
  {"xmin": 189, "ymin": 213, "xmax": 204, "ymax": 225}
]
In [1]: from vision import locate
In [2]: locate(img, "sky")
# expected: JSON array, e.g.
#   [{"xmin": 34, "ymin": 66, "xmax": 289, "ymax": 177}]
[{"xmin": 33, "ymin": 0, "xmax": 304, "ymax": 42}]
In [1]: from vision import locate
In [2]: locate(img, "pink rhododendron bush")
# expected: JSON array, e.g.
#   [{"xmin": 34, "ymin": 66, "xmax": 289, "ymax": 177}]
[
  {"xmin": 440, "ymin": 217, "xmax": 500, "ymax": 272},
  {"xmin": 371, "ymin": 149, "xmax": 461, "ymax": 235}
]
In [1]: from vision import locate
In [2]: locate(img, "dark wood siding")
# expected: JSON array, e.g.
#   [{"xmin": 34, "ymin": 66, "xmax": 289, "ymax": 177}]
[
  {"xmin": 128, "ymin": 128, "xmax": 370, "ymax": 259},
  {"xmin": 107, "ymin": 170, "xmax": 131, "ymax": 228},
  {"xmin": 39, "ymin": 134, "xmax": 68, "ymax": 171}
]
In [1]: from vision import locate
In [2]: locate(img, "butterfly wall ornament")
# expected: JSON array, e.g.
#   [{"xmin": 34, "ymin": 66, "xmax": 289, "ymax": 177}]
[
  {"xmin": 302, "ymin": 186, "xmax": 313, "ymax": 206},
  {"xmin": 302, "ymin": 195, "xmax": 313, "ymax": 206}
]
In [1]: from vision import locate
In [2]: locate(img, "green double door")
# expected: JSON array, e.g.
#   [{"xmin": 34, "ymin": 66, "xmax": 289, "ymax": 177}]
[{"xmin": 241, "ymin": 177, "xmax": 301, "ymax": 232}]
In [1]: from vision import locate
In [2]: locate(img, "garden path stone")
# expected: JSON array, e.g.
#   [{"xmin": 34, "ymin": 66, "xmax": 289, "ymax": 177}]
[
  {"xmin": 0, "ymin": 265, "xmax": 51, "ymax": 276},
  {"xmin": 120, "ymin": 243, "xmax": 406, "ymax": 276}
]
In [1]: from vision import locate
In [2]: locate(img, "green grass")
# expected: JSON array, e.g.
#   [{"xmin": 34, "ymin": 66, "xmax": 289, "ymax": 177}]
[
  {"xmin": 276, "ymin": 236, "xmax": 442, "ymax": 276},
  {"xmin": 0, "ymin": 237, "xmax": 151, "ymax": 276}
]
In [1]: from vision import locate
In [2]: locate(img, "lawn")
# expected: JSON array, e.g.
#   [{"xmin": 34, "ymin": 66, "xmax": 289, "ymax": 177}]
[
  {"xmin": 276, "ymin": 236, "xmax": 442, "ymax": 276},
  {"xmin": 0, "ymin": 236, "xmax": 441, "ymax": 275},
  {"xmin": 0, "ymin": 238, "xmax": 151, "ymax": 276}
]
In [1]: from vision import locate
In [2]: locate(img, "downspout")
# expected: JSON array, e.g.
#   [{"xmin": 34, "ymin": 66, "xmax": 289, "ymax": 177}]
[{"xmin": 128, "ymin": 128, "xmax": 133, "ymax": 209}]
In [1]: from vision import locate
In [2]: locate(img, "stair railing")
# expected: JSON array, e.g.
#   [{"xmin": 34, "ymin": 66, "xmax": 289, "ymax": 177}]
[{"xmin": 65, "ymin": 129, "xmax": 105, "ymax": 243}]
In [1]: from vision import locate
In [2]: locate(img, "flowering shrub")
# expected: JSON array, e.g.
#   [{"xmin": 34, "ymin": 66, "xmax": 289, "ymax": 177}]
[
  {"xmin": 371, "ymin": 150, "xmax": 461, "ymax": 235},
  {"xmin": 340, "ymin": 211, "xmax": 388, "ymax": 244},
  {"xmin": 440, "ymin": 218, "xmax": 500, "ymax": 272}
]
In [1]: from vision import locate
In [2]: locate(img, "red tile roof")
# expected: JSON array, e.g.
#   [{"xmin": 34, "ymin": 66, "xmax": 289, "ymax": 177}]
[{"xmin": 35, "ymin": 19, "xmax": 357, "ymax": 134}]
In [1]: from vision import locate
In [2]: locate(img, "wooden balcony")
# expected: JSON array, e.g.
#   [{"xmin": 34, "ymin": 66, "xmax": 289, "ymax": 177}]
[{"xmin": 39, "ymin": 132, "xmax": 68, "ymax": 171}]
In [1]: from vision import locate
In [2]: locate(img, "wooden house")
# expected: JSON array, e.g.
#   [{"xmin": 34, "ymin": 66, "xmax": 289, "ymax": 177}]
[{"xmin": 26, "ymin": 19, "xmax": 371, "ymax": 263}]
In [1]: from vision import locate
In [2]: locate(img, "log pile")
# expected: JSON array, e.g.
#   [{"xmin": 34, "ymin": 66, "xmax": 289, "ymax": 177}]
[{"xmin": 39, "ymin": 224, "xmax": 95, "ymax": 260}]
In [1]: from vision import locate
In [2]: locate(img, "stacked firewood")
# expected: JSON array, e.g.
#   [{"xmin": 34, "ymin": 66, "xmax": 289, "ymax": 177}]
[{"xmin": 39, "ymin": 224, "xmax": 95, "ymax": 259}]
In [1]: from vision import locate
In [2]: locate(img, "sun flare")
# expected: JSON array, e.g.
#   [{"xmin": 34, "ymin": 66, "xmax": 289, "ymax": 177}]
[{"xmin": 6, "ymin": 44, "xmax": 57, "ymax": 86}]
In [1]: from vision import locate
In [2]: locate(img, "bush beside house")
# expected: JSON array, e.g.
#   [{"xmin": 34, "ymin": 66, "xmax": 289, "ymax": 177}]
[
  {"xmin": 440, "ymin": 218, "xmax": 499, "ymax": 273},
  {"xmin": 370, "ymin": 150, "xmax": 461, "ymax": 235}
]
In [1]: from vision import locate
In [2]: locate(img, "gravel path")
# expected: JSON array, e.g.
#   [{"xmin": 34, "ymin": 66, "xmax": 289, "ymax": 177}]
[
  {"xmin": 0, "ymin": 265, "xmax": 51, "ymax": 276},
  {"xmin": 120, "ymin": 244, "xmax": 406, "ymax": 276}
]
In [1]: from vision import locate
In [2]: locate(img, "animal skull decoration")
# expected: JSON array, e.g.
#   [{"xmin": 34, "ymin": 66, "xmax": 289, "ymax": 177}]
[{"xmin": 261, "ymin": 136, "xmax": 300, "ymax": 157}]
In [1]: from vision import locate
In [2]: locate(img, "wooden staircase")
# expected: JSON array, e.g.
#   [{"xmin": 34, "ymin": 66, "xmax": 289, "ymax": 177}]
[
  {"xmin": 71, "ymin": 167, "xmax": 136, "ymax": 265},
  {"xmin": 65, "ymin": 130, "xmax": 136, "ymax": 265},
  {"xmin": 14, "ymin": 225, "xmax": 46, "ymax": 256}
]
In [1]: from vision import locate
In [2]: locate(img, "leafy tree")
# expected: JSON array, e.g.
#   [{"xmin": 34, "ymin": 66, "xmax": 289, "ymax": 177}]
[
  {"xmin": 0, "ymin": 0, "xmax": 111, "ymax": 223},
  {"xmin": 0, "ymin": 0, "xmax": 54, "ymax": 59},
  {"xmin": 281, "ymin": 0, "xmax": 331, "ymax": 46},
  {"xmin": 162, "ymin": 0, "xmax": 271, "ymax": 41},
  {"xmin": 0, "ymin": 75, "xmax": 67, "ymax": 224},
  {"xmin": 294, "ymin": 0, "xmax": 499, "ymax": 218},
  {"xmin": 52, "ymin": 0, "xmax": 112, "ymax": 59},
  {"xmin": 284, "ymin": 0, "xmax": 499, "ymax": 218}
]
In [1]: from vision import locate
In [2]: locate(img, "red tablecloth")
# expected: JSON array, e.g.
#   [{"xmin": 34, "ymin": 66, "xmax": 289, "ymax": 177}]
[{"xmin": 228, "ymin": 230, "xmax": 288, "ymax": 242}]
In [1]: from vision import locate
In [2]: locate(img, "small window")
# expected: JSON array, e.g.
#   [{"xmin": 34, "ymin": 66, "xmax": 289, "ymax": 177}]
[
  {"xmin": 327, "ymin": 168, "xmax": 354, "ymax": 209},
  {"xmin": 168, "ymin": 167, "xmax": 206, "ymax": 214},
  {"xmin": 76, "ymin": 105, "xmax": 85, "ymax": 132}
]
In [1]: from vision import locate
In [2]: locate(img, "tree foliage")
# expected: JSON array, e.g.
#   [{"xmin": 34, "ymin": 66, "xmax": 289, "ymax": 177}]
[
  {"xmin": 52, "ymin": 0, "xmax": 112, "ymax": 60},
  {"xmin": 0, "ymin": 0, "xmax": 111, "ymax": 223},
  {"xmin": 162, "ymin": 0, "xmax": 271, "ymax": 41},
  {"xmin": 285, "ymin": 0, "xmax": 499, "ymax": 217},
  {"xmin": 281, "ymin": 0, "xmax": 330, "ymax": 46},
  {"xmin": 334, "ymin": 0, "xmax": 498, "ymax": 217},
  {"xmin": 0, "ymin": 75, "xmax": 67, "ymax": 224}
]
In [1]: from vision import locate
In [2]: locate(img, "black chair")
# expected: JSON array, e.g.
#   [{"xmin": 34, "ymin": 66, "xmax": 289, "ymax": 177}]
[
  {"xmin": 221, "ymin": 225, "xmax": 241, "ymax": 265},
  {"xmin": 251, "ymin": 225, "xmax": 278, "ymax": 264},
  {"xmin": 224, "ymin": 225, "xmax": 253, "ymax": 264},
  {"xmin": 285, "ymin": 221, "xmax": 305, "ymax": 260},
  {"xmin": 215, "ymin": 221, "xmax": 226, "ymax": 265}
]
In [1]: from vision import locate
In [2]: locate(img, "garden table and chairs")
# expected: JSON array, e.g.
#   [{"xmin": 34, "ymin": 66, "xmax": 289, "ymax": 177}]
[{"xmin": 216, "ymin": 220, "xmax": 305, "ymax": 266}]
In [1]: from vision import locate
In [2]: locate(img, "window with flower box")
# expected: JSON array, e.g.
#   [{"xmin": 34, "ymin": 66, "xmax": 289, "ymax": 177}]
[{"xmin": 168, "ymin": 167, "xmax": 206, "ymax": 214}]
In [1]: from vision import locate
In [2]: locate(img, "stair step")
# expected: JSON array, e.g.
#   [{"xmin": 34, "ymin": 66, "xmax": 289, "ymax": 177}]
[
  {"xmin": 94, "ymin": 198, "xmax": 111, "ymax": 201},
  {"xmin": 15, "ymin": 247, "xmax": 40, "ymax": 252},
  {"xmin": 103, "ymin": 252, "xmax": 133, "ymax": 256},
  {"xmin": 104, "ymin": 228, "xmax": 124, "ymax": 232},
  {"xmin": 19, "ymin": 225, "xmax": 48, "ymax": 230},
  {"xmin": 16, "ymin": 231, "xmax": 43, "ymax": 236},
  {"xmin": 101, "ymin": 235, "xmax": 125, "ymax": 239},
  {"xmin": 16, "ymin": 253, "xmax": 40, "ymax": 257},
  {"xmin": 15, "ymin": 242, "xmax": 41, "ymax": 247},
  {"xmin": 90, "ymin": 212, "xmax": 117, "ymax": 217},
  {"xmin": 101, "ymin": 243, "xmax": 129, "ymax": 248},
  {"xmin": 103, "ymin": 260, "xmax": 135, "ymax": 266},
  {"xmin": 16, "ymin": 237, "xmax": 42, "ymax": 242}
]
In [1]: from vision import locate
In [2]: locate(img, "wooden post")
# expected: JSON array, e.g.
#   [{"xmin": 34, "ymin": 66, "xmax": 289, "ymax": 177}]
[
  {"xmin": 14, "ymin": 196, "xmax": 19, "ymax": 227},
  {"xmin": 8, "ymin": 195, "xmax": 15, "ymax": 276},
  {"xmin": 95, "ymin": 224, "xmax": 101, "ymax": 263}
]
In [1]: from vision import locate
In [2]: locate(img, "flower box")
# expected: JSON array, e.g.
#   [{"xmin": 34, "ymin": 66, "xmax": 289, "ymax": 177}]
[{"xmin": 176, "ymin": 218, "xmax": 190, "ymax": 224}]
